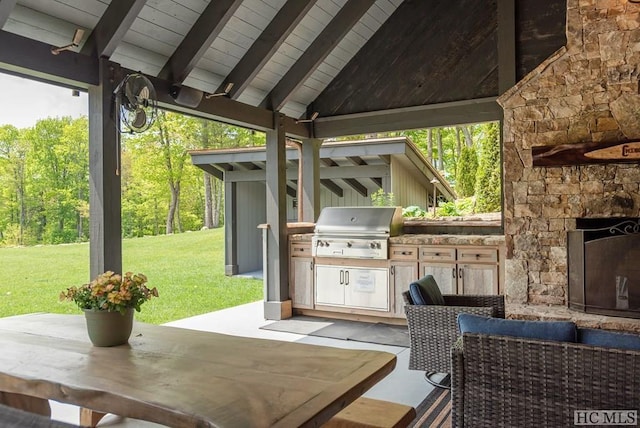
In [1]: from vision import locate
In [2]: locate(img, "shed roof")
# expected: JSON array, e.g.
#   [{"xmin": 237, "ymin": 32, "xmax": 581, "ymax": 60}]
[{"xmin": 190, "ymin": 136, "xmax": 456, "ymax": 201}]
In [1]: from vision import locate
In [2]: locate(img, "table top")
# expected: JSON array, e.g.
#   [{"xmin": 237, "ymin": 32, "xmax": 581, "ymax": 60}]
[{"xmin": 0, "ymin": 313, "xmax": 396, "ymax": 427}]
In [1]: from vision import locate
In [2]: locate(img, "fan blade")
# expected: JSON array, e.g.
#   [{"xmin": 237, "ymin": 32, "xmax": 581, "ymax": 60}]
[{"xmin": 131, "ymin": 108, "xmax": 148, "ymax": 130}]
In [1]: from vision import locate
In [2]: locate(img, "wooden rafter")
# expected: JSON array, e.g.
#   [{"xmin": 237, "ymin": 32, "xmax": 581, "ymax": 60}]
[
  {"xmin": 220, "ymin": 0, "xmax": 317, "ymax": 99},
  {"xmin": 158, "ymin": 0, "xmax": 242, "ymax": 83},
  {"xmin": 80, "ymin": 0, "xmax": 146, "ymax": 58},
  {"xmin": 320, "ymin": 179, "xmax": 344, "ymax": 198},
  {"xmin": 259, "ymin": 0, "xmax": 375, "ymax": 111},
  {"xmin": 322, "ymin": 158, "xmax": 368, "ymax": 197}
]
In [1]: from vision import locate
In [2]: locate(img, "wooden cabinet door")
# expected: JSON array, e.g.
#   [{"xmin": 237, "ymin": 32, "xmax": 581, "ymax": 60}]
[
  {"xmin": 390, "ymin": 261, "xmax": 418, "ymax": 317},
  {"xmin": 459, "ymin": 263, "xmax": 499, "ymax": 295},
  {"xmin": 419, "ymin": 262, "xmax": 457, "ymax": 294},
  {"xmin": 344, "ymin": 267, "xmax": 389, "ymax": 311},
  {"xmin": 290, "ymin": 257, "xmax": 313, "ymax": 308},
  {"xmin": 315, "ymin": 265, "xmax": 345, "ymax": 306}
]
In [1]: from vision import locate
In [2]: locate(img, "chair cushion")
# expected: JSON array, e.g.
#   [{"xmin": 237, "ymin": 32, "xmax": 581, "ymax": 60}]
[
  {"xmin": 408, "ymin": 275, "xmax": 445, "ymax": 305},
  {"xmin": 457, "ymin": 313, "xmax": 577, "ymax": 342},
  {"xmin": 578, "ymin": 328, "xmax": 640, "ymax": 351}
]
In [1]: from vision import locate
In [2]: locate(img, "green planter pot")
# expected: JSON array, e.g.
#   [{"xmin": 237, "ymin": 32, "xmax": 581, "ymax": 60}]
[{"xmin": 83, "ymin": 308, "xmax": 134, "ymax": 347}]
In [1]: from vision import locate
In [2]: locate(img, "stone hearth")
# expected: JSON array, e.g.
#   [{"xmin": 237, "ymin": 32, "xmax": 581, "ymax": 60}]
[{"xmin": 498, "ymin": 0, "xmax": 640, "ymax": 317}]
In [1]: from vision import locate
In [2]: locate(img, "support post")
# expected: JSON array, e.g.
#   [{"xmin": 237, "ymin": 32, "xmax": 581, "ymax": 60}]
[
  {"xmin": 300, "ymin": 138, "xmax": 322, "ymax": 222},
  {"xmin": 88, "ymin": 59, "xmax": 121, "ymax": 278},
  {"xmin": 264, "ymin": 111, "xmax": 292, "ymax": 320},
  {"xmin": 224, "ymin": 180, "xmax": 238, "ymax": 275}
]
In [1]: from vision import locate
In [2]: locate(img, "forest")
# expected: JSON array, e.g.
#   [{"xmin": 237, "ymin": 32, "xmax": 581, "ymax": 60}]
[{"xmin": 0, "ymin": 112, "xmax": 500, "ymax": 247}]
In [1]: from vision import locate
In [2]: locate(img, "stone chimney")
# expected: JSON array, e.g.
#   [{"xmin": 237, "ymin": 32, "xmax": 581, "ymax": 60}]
[{"xmin": 498, "ymin": 0, "xmax": 640, "ymax": 306}]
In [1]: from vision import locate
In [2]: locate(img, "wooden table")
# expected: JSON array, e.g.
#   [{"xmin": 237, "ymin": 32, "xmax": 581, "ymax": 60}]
[{"xmin": 0, "ymin": 313, "xmax": 396, "ymax": 427}]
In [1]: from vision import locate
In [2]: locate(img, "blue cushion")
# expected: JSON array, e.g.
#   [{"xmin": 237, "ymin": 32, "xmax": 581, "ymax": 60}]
[
  {"xmin": 457, "ymin": 313, "xmax": 577, "ymax": 342},
  {"xmin": 408, "ymin": 275, "xmax": 445, "ymax": 305},
  {"xmin": 578, "ymin": 328, "xmax": 640, "ymax": 351}
]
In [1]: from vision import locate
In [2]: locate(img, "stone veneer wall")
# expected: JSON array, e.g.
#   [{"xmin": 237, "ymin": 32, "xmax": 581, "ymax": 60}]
[{"xmin": 498, "ymin": 0, "xmax": 640, "ymax": 305}]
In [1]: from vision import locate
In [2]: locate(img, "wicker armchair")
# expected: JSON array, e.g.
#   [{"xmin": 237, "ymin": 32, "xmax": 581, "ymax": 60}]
[
  {"xmin": 404, "ymin": 292, "xmax": 505, "ymax": 387},
  {"xmin": 451, "ymin": 333, "xmax": 640, "ymax": 427}
]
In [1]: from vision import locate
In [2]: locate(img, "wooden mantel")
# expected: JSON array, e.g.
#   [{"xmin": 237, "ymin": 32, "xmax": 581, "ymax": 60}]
[{"xmin": 532, "ymin": 140, "xmax": 640, "ymax": 167}]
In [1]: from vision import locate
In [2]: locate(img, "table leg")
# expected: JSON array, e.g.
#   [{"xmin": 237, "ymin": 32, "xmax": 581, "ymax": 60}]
[
  {"xmin": 0, "ymin": 392, "xmax": 51, "ymax": 416},
  {"xmin": 80, "ymin": 407, "xmax": 107, "ymax": 427}
]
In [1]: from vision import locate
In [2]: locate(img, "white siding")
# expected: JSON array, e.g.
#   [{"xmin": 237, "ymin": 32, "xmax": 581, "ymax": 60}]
[
  {"xmin": 390, "ymin": 158, "xmax": 428, "ymax": 209},
  {"xmin": 236, "ymin": 181, "xmax": 266, "ymax": 274}
]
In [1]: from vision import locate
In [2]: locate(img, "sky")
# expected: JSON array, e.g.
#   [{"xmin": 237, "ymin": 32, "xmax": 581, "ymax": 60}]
[{"xmin": 0, "ymin": 72, "xmax": 88, "ymax": 129}]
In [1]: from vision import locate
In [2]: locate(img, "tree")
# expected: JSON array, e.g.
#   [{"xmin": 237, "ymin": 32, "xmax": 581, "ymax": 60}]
[
  {"xmin": 456, "ymin": 145, "xmax": 478, "ymax": 197},
  {"xmin": 475, "ymin": 122, "xmax": 501, "ymax": 212},
  {"xmin": 0, "ymin": 125, "xmax": 27, "ymax": 244}
]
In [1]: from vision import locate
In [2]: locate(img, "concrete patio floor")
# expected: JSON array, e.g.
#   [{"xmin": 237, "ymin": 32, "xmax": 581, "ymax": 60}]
[{"xmin": 49, "ymin": 300, "xmax": 433, "ymax": 426}]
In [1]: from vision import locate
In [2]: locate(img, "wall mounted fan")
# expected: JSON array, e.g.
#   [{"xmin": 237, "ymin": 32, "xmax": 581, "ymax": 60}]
[{"xmin": 114, "ymin": 73, "xmax": 158, "ymax": 133}]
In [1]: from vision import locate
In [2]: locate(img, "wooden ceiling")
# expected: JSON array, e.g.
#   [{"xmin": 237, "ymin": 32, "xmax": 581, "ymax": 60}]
[{"xmin": 0, "ymin": 0, "xmax": 566, "ymax": 138}]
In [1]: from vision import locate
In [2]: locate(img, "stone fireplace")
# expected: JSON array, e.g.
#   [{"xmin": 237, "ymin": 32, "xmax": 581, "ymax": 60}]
[{"xmin": 497, "ymin": 0, "xmax": 640, "ymax": 330}]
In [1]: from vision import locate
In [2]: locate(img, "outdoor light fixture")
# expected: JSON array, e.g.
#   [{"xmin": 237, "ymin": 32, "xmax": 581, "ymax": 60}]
[
  {"xmin": 51, "ymin": 29, "xmax": 84, "ymax": 55},
  {"xmin": 296, "ymin": 111, "xmax": 319, "ymax": 123},
  {"xmin": 169, "ymin": 84, "xmax": 203, "ymax": 108},
  {"xmin": 430, "ymin": 177, "xmax": 439, "ymax": 217},
  {"xmin": 205, "ymin": 82, "xmax": 234, "ymax": 99}
]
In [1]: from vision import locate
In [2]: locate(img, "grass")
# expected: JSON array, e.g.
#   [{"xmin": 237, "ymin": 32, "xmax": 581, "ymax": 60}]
[{"xmin": 0, "ymin": 228, "xmax": 263, "ymax": 324}]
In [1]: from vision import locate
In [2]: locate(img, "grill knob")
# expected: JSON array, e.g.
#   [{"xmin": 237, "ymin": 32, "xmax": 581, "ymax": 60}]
[
  {"xmin": 370, "ymin": 242, "xmax": 376, "ymax": 249},
  {"xmin": 347, "ymin": 242, "xmax": 352, "ymax": 248}
]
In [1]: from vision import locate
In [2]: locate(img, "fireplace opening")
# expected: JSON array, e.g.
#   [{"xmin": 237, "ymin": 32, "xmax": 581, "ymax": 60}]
[{"xmin": 568, "ymin": 218, "xmax": 640, "ymax": 319}]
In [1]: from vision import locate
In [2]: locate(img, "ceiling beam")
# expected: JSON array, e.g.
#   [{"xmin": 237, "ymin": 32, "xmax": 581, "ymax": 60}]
[
  {"xmin": 158, "ymin": 0, "xmax": 242, "ymax": 83},
  {"xmin": 143, "ymin": 74, "xmax": 310, "ymax": 138},
  {"xmin": 197, "ymin": 164, "xmax": 223, "ymax": 180},
  {"xmin": 80, "ymin": 0, "xmax": 147, "ymax": 58},
  {"xmin": 220, "ymin": 0, "xmax": 317, "ymax": 99},
  {"xmin": 497, "ymin": 0, "xmax": 516, "ymax": 94},
  {"xmin": 260, "ymin": 0, "xmax": 374, "ymax": 111},
  {"xmin": 0, "ymin": 0, "xmax": 17, "ymax": 27},
  {"xmin": 313, "ymin": 97, "xmax": 503, "ymax": 138},
  {"xmin": 0, "ymin": 30, "xmax": 98, "ymax": 87}
]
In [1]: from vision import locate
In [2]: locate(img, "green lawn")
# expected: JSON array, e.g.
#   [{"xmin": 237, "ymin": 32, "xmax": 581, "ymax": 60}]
[{"xmin": 0, "ymin": 228, "xmax": 263, "ymax": 324}]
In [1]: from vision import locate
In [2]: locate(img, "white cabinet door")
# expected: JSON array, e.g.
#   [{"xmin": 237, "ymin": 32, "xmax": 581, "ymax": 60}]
[
  {"xmin": 315, "ymin": 265, "xmax": 345, "ymax": 306},
  {"xmin": 344, "ymin": 268, "xmax": 389, "ymax": 311}
]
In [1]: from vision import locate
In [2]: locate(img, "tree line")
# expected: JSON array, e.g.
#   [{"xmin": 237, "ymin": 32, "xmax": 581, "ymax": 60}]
[
  {"xmin": 0, "ymin": 113, "xmax": 264, "ymax": 246},
  {"xmin": 0, "ymin": 113, "xmax": 499, "ymax": 247}
]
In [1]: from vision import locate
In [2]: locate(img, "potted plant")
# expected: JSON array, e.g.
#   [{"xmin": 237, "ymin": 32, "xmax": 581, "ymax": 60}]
[{"xmin": 60, "ymin": 271, "xmax": 158, "ymax": 346}]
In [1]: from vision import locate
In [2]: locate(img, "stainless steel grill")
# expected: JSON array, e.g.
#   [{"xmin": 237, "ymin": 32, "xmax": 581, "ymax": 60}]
[{"xmin": 312, "ymin": 207, "xmax": 403, "ymax": 259}]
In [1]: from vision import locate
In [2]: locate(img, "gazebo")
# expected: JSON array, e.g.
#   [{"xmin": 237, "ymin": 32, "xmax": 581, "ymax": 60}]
[{"xmin": 0, "ymin": 0, "xmax": 567, "ymax": 320}]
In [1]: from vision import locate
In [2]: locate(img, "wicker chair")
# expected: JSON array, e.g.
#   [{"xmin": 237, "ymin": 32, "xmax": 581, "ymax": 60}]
[{"xmin": 404, "ymin": 290, "xmax": 505, "ymax": 388}]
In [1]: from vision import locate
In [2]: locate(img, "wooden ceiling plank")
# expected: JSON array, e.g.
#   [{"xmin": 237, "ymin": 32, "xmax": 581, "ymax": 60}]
[
  {"xmin": 259, "ymin": 0, "xmax": 375, "ymax": 111},
  {"xmin": 158, "ymin": 0, "xmax": 243, "ymax": 83},
  {"xmin": 80, "ymin": 0, "xmax": 147, "ymax": 58},
  {"xmin": 221, "ymin": 0, "xmax": 317, "ymax": 99},
  {"xmin": 0, "ymin": 0, "xmax": 17, "ymax": 27}
]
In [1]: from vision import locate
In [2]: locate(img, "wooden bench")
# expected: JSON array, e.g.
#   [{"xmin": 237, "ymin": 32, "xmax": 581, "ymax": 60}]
[{"xmin": 324, "ymin": 397, "xmax": 416, "ymax": 428}]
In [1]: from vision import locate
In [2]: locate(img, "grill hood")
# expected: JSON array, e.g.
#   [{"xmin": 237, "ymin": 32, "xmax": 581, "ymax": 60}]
[{"xmin": 314, "ymin": 207, "xmax": 404, "ymax": 236}]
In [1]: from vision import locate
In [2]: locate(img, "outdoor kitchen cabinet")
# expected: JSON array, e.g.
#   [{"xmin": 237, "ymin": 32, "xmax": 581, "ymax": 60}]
[
  {"xmin": 389, "ymin": 245, "xmax": 419, "ymax": 317},
  {"xmin": 289, "ymin": 242, "xmax": 314, "ymax": 309},
  {"xmin": 315, "ymin": 263, "xmax": 389, "ymax": 311},
  {"xmin": 419, "ymin": 246, "xmax": 499, "ymax": 295}
]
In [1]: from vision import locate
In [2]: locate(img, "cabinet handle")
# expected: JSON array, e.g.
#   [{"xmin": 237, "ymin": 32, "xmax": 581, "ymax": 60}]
[
  {"xmin": 459, "ymin": 268, "xmax": 463, "ymax": 278},
  {"xmin": 340, "ymin": 270, "xmax": 344, "ymax": 284},
  {"xmin": 452, "ymin": 268, "xmax": 456, "ymax": 279},
  {"xmin": 310, "ymin": 261, "xmax": 313, "ymax": 271},
  {"xmin": 390, "ymin": 265, "xmax": 395, "ymax": 275},
  {"xmin": 345, "ymin": 270, "xmax": 350, "ymax": 285},
  {"xmin": 435, "ymin": 252, "xmax": 440, "ymax": 256}
]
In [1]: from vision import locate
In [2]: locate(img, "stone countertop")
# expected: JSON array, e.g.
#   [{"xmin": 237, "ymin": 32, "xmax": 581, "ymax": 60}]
[
  {"xmin": 289, "ymin": 233, "xmax": 505, "ymax": 246},
  {"xmin": 390, "ymin": 234, "xmax": 505, "ymax": 246}
]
